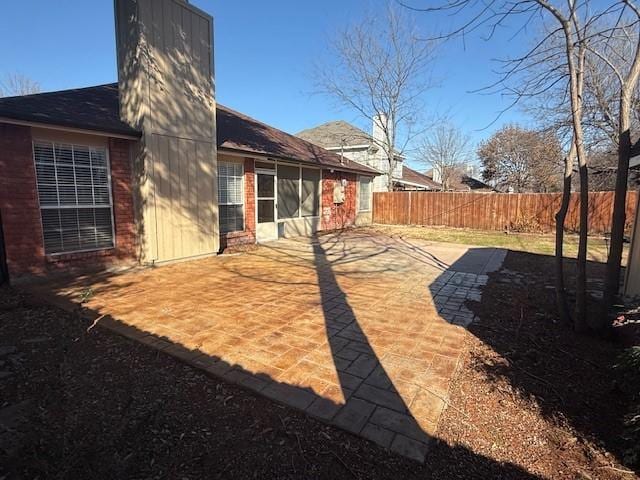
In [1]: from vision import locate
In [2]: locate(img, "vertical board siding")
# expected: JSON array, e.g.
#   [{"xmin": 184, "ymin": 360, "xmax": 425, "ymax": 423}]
[{"xmin": 372, "ymin": 191, "xmax": 638, "ymax": 235}]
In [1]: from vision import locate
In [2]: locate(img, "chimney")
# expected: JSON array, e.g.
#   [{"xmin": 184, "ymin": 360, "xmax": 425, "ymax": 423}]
[
  {"xmin": 432, "ymin": 166, "xmax": 442, "ymax": 184},
  {"xmin": 372, "ymin": 113, "xmax": 392, "ymax": 148},
  {"xmin": 114, "ymin": 0, "xmax": 219, "ymax": 263}
]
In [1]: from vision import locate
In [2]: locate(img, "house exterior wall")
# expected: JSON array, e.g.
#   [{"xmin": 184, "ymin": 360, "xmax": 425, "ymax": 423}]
[
  {"xmin": 320, "ymin": 170, "xmax": 358, "ymax": 231},
  {"xmin": 337, "ymin": 147, "xmax": 401, "ymax": 193},
  {"xmin": 625, "ymin": 191, "xmax": 640, "ymax": 297},
  {"xmin": 115, "ymin": 0, "xmax": 218, "ymax": 264},
  {"xmin": 0, "ymin": 123, "xmax": 137, "ymax": 280}
]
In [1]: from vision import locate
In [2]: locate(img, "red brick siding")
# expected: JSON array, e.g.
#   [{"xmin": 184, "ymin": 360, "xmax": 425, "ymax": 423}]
[
  {"xmin": 0, "ymin": 123, "xmax": 138, "ymax": 279},
  {"xmin": 321, "ymin": 170, "xmax": 357, "ymax": 231},
  {"xmin": 243, "ymin": 158, "xmax": 256, "ymax": 238},
  {"xmin": 220, "ymin": 157, "xmax": 256, "ymax": 249},
  {"xmin": 0, "ymin": 124, "xmax": 45, "ymax": 276},
  {"xmin": 108, "ymin": 138, "xmax": 137, "ymax": 260}
]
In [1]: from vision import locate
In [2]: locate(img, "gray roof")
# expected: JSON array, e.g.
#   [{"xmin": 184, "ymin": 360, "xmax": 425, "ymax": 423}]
[
  {"xmin": 296, "ymin": 120, "xmax": 372, "ymax": 149},
  {"xmin": 0, "ymin": 83, "xmax": 139, "ymax": 137},
  {"xmin": 0, "ymin": 84, "xmax": 379, "ymax": 175}
]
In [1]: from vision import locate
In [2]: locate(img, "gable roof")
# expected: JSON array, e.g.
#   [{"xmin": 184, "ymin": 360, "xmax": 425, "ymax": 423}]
[
  {"xmin": 397, "ymin": 165, "xmax": 441, "ymax": 189},
  {"xmin": 296, "ymin": 120, "xmax": 372, "ymax": 148},
  {"xmin": 0, "ymin": 84, "xmax": 378, "ymax": 175}
]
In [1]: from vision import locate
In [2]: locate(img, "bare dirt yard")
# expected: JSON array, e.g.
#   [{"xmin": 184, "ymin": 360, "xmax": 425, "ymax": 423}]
[{"xmin": 0, "ymin": 230, "xmax": 638, "ymax": 479}]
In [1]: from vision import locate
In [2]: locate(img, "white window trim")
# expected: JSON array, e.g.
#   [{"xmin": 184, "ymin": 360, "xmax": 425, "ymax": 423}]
[
  {"xmin": 218, "ymin": 159, "xmax": 245, "ymax": 234},
  {"xmin": 358, "ymin": 175, "xmax": 373, "ymax": 212},
  {"xmin": 32, "ymin": 139, "xmax": 116, "ymax": 256}
]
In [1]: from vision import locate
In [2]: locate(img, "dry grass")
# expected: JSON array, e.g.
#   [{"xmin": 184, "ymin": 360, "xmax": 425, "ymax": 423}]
[{"xmin": 363, "ymin": 224, "xmax": 627, "ymax": 265}]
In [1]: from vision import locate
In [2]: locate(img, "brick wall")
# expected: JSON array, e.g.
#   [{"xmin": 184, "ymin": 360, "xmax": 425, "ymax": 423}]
[
  {"xmin": 0, "ymin": 124, "xmax": 44, "ymax": 277},
  {"xmin": 321, "ymin": 170, "xmax": 357, "ymax": 231},
  {"xmin": 108, "ymin": 138, "xmax": 137, "ymax": 260},
  {"xmin": 220, "ymin": 157, "xmax": 256, "ymax": 249},
  {"xmin": 0, "ymin": 123, "xmax": 138, "ymax": 280}
]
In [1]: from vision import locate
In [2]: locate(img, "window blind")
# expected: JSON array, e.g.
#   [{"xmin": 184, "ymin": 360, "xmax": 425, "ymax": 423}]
[
  {"xmin": 218, "ymin": 161, "xmax": 244, "ymax": 233},
  {"xmin": 34, "ymin": 141, "xmax": 114, "ymax": 254}
]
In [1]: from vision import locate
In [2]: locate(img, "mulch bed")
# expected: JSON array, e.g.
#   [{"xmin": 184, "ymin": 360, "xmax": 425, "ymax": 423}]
[
  {"xmin": 450, "ymin": 251, "xmax": 638, "ymax": 479},
  {"xmin": 0, "ymin": 250, "xmax": 637, "ymax": 479}
]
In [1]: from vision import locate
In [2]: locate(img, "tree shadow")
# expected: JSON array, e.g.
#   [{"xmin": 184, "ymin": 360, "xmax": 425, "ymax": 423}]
[
  {"xmin": 456, "ymin": 249, "xmax": 635, "ymax": 473},
  {"xmin": 19, "ymin": 231, "xmax": 544, "ymax": 477}
]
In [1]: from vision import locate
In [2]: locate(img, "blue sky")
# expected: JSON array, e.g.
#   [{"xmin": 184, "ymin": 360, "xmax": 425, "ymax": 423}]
[{"xmin": 0, "ymin": 1, "xmax": 530, "ymax": 167}]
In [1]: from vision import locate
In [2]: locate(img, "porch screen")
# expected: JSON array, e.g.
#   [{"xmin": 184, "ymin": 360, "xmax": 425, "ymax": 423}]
[
  {"xmin": 301, "ymin": 168, "xmax": 320, "ymax": 217},
  {"xmin": 218, "ymin": 161, "xmax": 244, "ymax": 233},
  {"xmin": 277, "ymin": 164, "xmax": 300, "ymax": 219},
  {"xmin": 33, "ymin": 141, "xmax": 114, "ymax": 254}
]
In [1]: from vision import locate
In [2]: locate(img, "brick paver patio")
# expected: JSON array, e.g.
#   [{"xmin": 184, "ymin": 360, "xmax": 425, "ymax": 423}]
[{"xmin": 31, "ymin": 231, "xmax": 505, "ymax": 462}]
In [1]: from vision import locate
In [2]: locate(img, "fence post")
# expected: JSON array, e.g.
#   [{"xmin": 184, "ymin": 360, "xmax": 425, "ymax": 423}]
[{"xmin": 408, "ymin": 191, "xmax": 412, "ymax": 225}]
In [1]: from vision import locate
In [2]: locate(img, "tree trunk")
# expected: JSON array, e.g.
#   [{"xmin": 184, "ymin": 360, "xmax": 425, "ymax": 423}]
[
  {"xmin": 555, "ymin": 141, "xmax": 576, "ymax": 325},
  {"xmin": 575, "ymin": 149, "xmax": 589, "ymax": 331},
  {"xmin": 563, "ymin": 35, "xmax": 587, "ymax": 332},
  {"xmin": 602, "ymin": 97, "xmax": 634, "ymax": 321}
]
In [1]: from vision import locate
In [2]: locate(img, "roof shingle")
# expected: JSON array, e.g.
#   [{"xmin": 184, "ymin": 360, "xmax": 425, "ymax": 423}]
[
  {"xmin": 296, "ymin": 120, "xmax": 372, "ymax": 149},
  {"xmin": 0, "ymin": 83, "xmax": 139, "ymax": 137},
  {"xmin": 0, "ymin": 84, "xmax": 378, "ymax": 175},
  {"xmin": 397, "ymin": 166, "xmax": 440, "ymax": 189}
]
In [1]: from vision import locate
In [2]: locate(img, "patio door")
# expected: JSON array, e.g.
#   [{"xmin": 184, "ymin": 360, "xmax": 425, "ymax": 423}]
[{"xmin": 256, "ymin": 169, "xmax": 277, "ymax": 242}]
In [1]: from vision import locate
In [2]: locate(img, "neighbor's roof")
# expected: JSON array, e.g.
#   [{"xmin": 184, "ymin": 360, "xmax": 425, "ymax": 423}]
[
  {"xmin": 425, "ymin": 169, "xmax": 495, "ymax": 192},
  {"xmin": 0, "ymin": 84, "xmax": 378, "ymax": 175},
  {"xmin": 396, "ymin": 165, "xmax": 441, "ymax": 189},
  {"xmin": 296, "ymin": 120, "xmax": 372, "ymax": 148}
]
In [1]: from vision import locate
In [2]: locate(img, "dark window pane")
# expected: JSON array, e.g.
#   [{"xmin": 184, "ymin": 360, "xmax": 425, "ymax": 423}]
[
  {"xmin": 258, "ymin": 199, "xmax": 274, "ymax": 223},
  {"xmin": 219, "ymin": 204, "xmax": 244, "ymax": 233},
  {"xmin": 255, "ymin": 161, "xmax": 275, "ymax": 170},
  {"xmin": 301, "ymin": 168, "xmax": 320, "ymax": 217},
  {"xmin": 277, "ymin": 165, "xmax": 300, "ymax": 219},
  {"xmin": 257, "ymin": 173, "xmax": 274, "ymax": 198}
]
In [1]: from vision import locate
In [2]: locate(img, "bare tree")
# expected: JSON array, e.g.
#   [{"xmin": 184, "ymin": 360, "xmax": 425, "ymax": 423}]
[
  {"xmin": 315, "ymin": 6, "xmax": 437, "ymax": 191},
  {"xmin": 0, "ymin": 73, "xmax": 40, "ymax": 97},
  {"xmin": 418, "ymin": 123, "xmax": 471, "ymax": 190},
  {"xmin": 398, "ymin": 0, "xmax": 624, "ymax": 330},
  {"xmin": 478, "ymin": 125, "xmax": 563, "ymax": 193},
  {"xmin": 593, "ymin": 21, "xmax": 640, "ymax": 320}
]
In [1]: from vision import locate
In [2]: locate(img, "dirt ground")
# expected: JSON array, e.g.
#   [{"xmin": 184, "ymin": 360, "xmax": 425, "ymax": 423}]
[{"xmin": 0, "ymin": 249, "xmax": 637, "ymax": 479}]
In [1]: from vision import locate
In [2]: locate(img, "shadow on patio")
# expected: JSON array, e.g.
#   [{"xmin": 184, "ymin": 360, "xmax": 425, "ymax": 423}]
[{"xmin": 21, "ymin": 231, "xmax": 540, "ymax": 477}]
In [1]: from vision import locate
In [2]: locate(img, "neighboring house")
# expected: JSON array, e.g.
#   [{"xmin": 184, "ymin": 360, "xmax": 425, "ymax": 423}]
[
  {"xmin": 0, "ymin": 0, "xmax": 378, "ymax": 281},
  {"xmin": 425, "ymin": 169, "xmax": 495, "ymax": 192},
  {"xmin": 296, "ymin": 119, "xmax": 437, "ymax": 192}
]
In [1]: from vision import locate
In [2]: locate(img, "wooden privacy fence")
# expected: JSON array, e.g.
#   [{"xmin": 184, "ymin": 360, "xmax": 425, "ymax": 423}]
[{"xmin": 372, "ymin": 191, "xmax": 638, "ymax": 235}]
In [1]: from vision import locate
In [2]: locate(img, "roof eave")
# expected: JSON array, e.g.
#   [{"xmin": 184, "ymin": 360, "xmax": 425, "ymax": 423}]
[
  {"xmin": 218, "ymin": 146, "xmax": 380, "ymax": 175},
  {"xmin": 0, "ymin": 115, "xmax": 141, "ymax": 140},
  {"xmin": 394, "ymin": 178, "xmax": 435, "ymax": 189}
]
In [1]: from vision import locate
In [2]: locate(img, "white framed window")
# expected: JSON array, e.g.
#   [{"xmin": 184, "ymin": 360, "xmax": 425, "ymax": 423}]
[
  {"xmin": 359, "ymin": 176, "xmax": 372, "ymax": 212},
  {"xmin": 33, "ymin": 141, "xmax": 114, "ymax": 255},
  {"xmin": 218, "ymin": 161, "xmax": 244, "ymax": 233}
]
